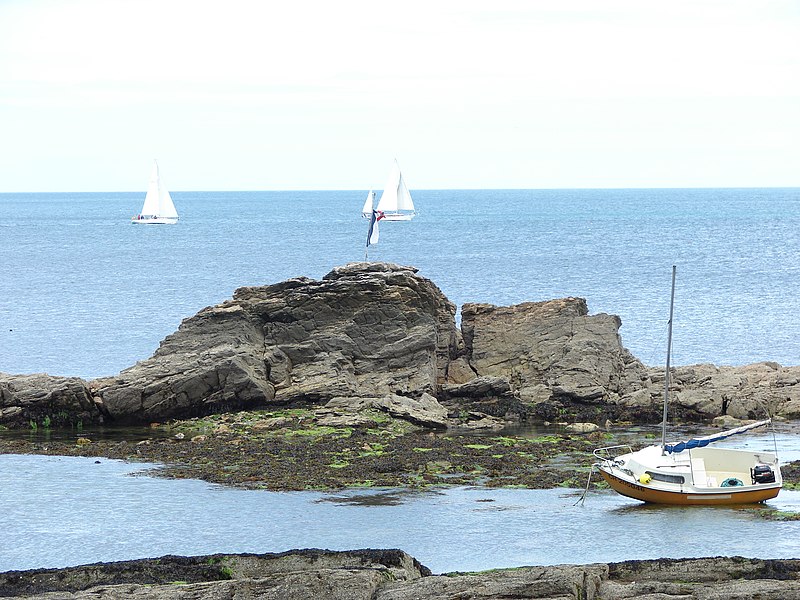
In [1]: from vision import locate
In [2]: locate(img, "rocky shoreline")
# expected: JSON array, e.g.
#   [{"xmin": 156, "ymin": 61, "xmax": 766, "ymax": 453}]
[
  {"xmin": 2, "ymin": 263, "xmax": 799, "ymax": 431},
  {"xmin": 2, "ymin": 263, "xmax": 800, "ymax": 596},
  {"xmin": 3, "ymin": 549, "xmax": 800, "ymax": 599},
  {"xmin": 2, "ymin": 262, "xmax": 799, "ymax": 492}
]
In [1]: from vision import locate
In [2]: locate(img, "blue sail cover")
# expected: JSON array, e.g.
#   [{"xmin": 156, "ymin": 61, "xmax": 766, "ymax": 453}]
[{"xmin": 663, "ymin": 418, "xmax": 771, "ymax": 454}]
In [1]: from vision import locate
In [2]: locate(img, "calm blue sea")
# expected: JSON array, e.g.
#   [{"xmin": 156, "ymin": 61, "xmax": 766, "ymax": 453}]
[{"xmin": 1, "ymin": 188, "xmax": 798, "ymax": 379}]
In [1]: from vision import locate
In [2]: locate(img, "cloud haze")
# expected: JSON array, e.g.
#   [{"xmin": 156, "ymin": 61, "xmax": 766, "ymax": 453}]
[{"xmin": 1, "ymin": 0, "xmax": 798, "ymax": 191}]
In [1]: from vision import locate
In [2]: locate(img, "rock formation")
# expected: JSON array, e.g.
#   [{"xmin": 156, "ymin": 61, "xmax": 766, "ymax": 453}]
[
  {"xmin": 2, "ymin": 550, "xmax": 800, "ymax": 599},
  {"xmin": 449, "ymin": 298, "xmax": 650, "ymax": 422},
  {"xmin": 0, "ymin": 373, "xmax": 104, "ymax": 427},
  {"xmin": 92, "ymin": 262, "xmax": 458, "ymax": 424},
  {"xmin": 1, "ymin": 262, "xmax": 799, "ymax": 428}
]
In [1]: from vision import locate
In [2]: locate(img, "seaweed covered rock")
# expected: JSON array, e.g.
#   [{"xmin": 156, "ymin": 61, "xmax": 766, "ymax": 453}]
[{"xmin": 0, "ymin": 372, "xmax": 104, "ymax": 428}]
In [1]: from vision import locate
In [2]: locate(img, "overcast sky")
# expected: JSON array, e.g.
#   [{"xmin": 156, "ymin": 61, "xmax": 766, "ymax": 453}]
[{"xmin": 1, "ymin": 0, "xmax": 798, "ymax": 192}]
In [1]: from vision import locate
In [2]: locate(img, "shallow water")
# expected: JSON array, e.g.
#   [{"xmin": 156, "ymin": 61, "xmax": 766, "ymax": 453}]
[
  {"xmin": 2, "ymin": 453, "xmax": 799, "ymax": 574},
  {"xmin": 0, "ymin": 425, "xmax": 172, "ymax": 444}
]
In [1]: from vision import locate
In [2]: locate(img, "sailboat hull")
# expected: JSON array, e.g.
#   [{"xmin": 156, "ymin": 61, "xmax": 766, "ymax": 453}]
[
  {"xmin": 131, "ymin": 216, "xmax": 178, "ymax": 225},
  {"xmin": 597, "ymin": 466, "xmax": 781, "ymax": 505},
  {"xmin": 595, "ymin": 443, "xmax": 782, "ymax": 505},
  {"xmin": 379, "ymin": 213, "xmax": 414, "ymax": 221}
]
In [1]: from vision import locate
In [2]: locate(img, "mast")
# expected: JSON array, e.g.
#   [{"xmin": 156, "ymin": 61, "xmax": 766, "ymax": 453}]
[{"xmin": 661, "ymin": 265, "xmax": 677, "ymax": 453}]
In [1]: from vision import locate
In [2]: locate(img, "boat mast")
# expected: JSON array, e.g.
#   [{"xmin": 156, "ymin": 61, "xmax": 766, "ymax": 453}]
[{"xmin": 661, "ymin": 265, "xmax": 677, "ymax": 453}]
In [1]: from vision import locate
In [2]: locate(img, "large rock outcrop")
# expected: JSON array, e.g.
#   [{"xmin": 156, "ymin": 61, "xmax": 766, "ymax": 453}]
[
  {"xmin": 446, "ymin": 298, "xmax": 649, "ymax": 422},
  {"xmin": 3, "ymin": 551, "xmax": 800, "ymax": 599},
  {"xmin": 2, "ymin": 263, "xmax": 799, "ymax": 427},
  {"xmin": 92, "ymin": 262, "xmax": 457, "ymax": 423},
  {"xmin": 448, "ymin": 299, "xmax": 800, "ymax": 425}
]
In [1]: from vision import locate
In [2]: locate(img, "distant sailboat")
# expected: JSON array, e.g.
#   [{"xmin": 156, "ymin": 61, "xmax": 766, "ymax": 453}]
[
  {"xmin": 375, "ymin": 159, "xmax": 416, "ymax": 221},
  {"xmin": 361, "ymin": 190, "xmax": 376, "ymax": 218},
  {"xmin": 131, "ymin": 161, "xmax": 179, "ymax": 224}
]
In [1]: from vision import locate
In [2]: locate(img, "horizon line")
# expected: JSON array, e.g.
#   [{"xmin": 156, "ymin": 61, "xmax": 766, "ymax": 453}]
[{"xmin": 2, "ymin": 185, "xmax": 799, "ymax": 195}]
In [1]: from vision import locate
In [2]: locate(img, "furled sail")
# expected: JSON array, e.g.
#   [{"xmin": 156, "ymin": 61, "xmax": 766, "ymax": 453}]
[{"xmin": 663, "ymin": 419, "xmax": 771, "ymax": 454}]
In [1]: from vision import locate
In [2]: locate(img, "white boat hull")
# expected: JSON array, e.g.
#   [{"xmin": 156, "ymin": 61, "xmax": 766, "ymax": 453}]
[
  {"xmin": 131, "ymin": 216, "xmax": 178, "ymax": 225},
  {"xmin": 379, "ymin": 213, "xmax": 414, "ymax": 221},
  {"xmin": 597, "ymin": 465, "xmax": 781, "ymax": 505}
]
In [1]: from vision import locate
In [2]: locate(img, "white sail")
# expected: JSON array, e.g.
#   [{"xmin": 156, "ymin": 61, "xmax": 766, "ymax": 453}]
[
  {"xmin": 139, "ymin": 162, "xmax": 162, "ymax": 217},
  {"xmin": 157, "ymin": 178, "xmax": 178, "ymax": 219},
  {"xmin": 375, "ymin": 159, "xmax": 415, "ymax": 221},
  {"xmin": 361, "ymin": 190, "xmax": 375, "ymax": 218},
  {"xmin": 132, "ymin": 160, "xmax": 178, "ymax": 224},
  {"xmin": 395, "ymin": 171, "xmax": 414, "ymax": 212}
]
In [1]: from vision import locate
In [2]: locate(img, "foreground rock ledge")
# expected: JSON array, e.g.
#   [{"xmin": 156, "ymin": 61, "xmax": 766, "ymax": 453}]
[{"xmin": 2, "ymin": 550, "xmax": 800, "ymax": 599}]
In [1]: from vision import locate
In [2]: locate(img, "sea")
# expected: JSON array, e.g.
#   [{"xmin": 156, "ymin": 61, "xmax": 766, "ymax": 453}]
[
  {"xmin": 2, "ymin": 451, "xmax": 800, "ymax": 573},
  {"xmin": 1, "ymin": 187, "xmax": 799, "ymax": 379},
  {"xmin": 2, "ymin": 187, "xmax": 800, "ymax": 574}
]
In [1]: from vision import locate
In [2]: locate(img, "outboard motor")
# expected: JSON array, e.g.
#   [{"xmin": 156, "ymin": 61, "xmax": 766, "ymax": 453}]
[{"xmin": 751, "ymin": 464, "xmax": 776, "ymax": 484}]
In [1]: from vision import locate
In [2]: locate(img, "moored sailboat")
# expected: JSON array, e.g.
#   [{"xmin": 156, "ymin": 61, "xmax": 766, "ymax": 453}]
[
  {"xmin": 593, "ymin": 266, "xmax": 782, "ymax": 505},
  {"xmin": 131, "ymin": 160, "xmax": 179, "ymax": 224}
]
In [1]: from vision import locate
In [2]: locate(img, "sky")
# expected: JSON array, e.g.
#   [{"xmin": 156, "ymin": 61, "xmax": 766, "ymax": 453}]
[{"xmin": 0, "ymin": 0, "xmax": 798, "ymax": 192}]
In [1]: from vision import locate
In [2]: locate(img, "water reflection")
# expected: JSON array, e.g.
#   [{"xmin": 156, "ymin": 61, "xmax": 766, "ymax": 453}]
[
  {"xmin": 1, "ymin": 454, "xmax": 799, "ymax": 575},
  {"xmin": 0, "ymin": 426, "xmax": 174, "ymax": 443}
]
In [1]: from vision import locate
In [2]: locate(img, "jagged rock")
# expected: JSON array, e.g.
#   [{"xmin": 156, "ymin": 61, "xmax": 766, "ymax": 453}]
[
  {"xmin": 0, "ymin": 549, "xmax": 429, "ymax": 599},
  {"xmin": 444, "ymin": 356, "xmax": 476, "ymax": 384},
  {"xmin": 460, "ymin": 298, "xmax": 649, "ymax": 409},
  {"xmin": 374, "ymin": 393, "xmax": 448, "ymax": 428},
  {"xmin": 636, "ymin": 362, "xmax": 800, "ymax": 422},
  {"xmin": 441, "ymin": 375, "xmax": 512, "ymax": 398},
  {"xmin": 439, "ymin": 375, "xmax": 526, "ymax": 421},
  {"xmin": 93, "ymin": 302, "xmax": 275, "ymax": 424},
  {"xmin": 781, "ymin": 398, "xmax": 800, "ymax": 419},
  {"xmin": 518, "ymin": 383, "xmax": 553, "ymax": 404},
  {"xmin": 314, "ymin": 396, "xmax": 384, "ymax": 427},
  {"xmin": 3, "ymin": 265, "xmax": 800, "ymax": 427},
  {"xmin": 0, "ymin": 373, "xmax": 104, "ymax": 427},
  {"xmin": 4, "ymin": 552, "xmax": 800, "ymax": 600},
  {"xmin": 92, "ymin": 263, "xmax": 457, "ymax": 424}
]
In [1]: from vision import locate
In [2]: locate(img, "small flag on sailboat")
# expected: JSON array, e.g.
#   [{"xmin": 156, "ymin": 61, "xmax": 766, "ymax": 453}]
[{"xmin": 366, "ymin": 209, "xmax": 385, "ymax": 247}]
